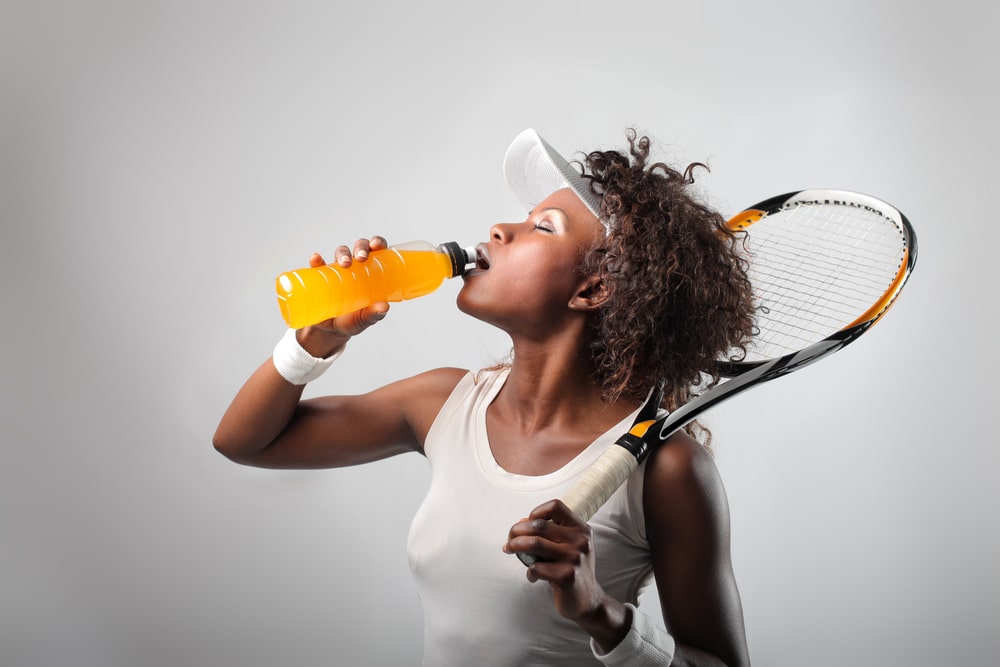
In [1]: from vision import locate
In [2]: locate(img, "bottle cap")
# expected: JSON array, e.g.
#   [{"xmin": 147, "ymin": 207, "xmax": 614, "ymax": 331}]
[{"xmin": 440, "ymin": 241, "xmax": 476, "ymax": 277}]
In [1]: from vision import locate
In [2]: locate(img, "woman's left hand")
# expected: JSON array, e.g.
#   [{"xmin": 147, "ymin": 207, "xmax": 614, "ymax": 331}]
[{"xmin": 503, "ymin": 500, "xmax": 612, "ymax": 624}]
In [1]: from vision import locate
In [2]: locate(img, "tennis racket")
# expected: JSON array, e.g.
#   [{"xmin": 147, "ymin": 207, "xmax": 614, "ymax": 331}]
[{"xmin": 518, "ymin": 188, "xmax": 917, "ymax": 566}]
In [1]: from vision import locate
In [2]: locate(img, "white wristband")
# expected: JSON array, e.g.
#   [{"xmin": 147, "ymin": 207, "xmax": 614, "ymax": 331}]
[
  {"xmin": 272, "ymin": 328, "xmax": 344, "ymax": 385},
  {"xmin": 591, "ymin": 604, "xmax": 676, "ymax": 666}
]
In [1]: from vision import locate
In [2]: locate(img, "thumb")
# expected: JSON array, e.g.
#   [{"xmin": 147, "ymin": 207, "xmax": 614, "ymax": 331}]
[{"xmin": 336, "ymin": 302, "xmax": 390, "ymax": 336}]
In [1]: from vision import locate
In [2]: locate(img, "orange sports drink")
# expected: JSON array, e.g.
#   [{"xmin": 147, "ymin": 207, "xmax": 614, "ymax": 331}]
[{"xmin": 276, "ymin": 241, "xmax": 475, "ymax": 329}]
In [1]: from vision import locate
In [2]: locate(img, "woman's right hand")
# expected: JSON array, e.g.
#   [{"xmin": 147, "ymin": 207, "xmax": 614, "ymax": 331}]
[{"xmin": 296, "ymin": 236, "xmax": 391, "ymax": 358}]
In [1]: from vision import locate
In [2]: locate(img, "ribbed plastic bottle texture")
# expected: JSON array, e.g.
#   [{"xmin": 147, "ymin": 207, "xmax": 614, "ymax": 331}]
[{"xmin": 276, "ymin": 241, "xmax": 471, "ymax": 329}]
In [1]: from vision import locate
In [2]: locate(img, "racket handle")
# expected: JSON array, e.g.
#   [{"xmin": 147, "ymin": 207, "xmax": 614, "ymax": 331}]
[
  {"xmin": 516, "ymin": 443, "xmax": 639, "ymax": 566},
  {"xmin": 563, "ymin": 444, "xmax": 639, "ymax": 522}
]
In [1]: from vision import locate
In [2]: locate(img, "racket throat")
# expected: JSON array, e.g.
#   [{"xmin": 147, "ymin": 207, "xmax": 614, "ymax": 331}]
[{"xmin": 616, "ymin": 423, "xmax": 656, "ymax": 464}]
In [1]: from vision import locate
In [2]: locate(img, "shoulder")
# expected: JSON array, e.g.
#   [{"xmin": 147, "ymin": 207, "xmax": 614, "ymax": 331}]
[
  {"xmin": 380, "ymin": 366, "xmax": 469, "ymax": 414},
  {"xmin": 643, "ymin": 430, "xmax": 723, "ymax": 498},
  {"xmin": 642, "ymin": 431, "xmax": 731, "ymax": 548},
  {"xmin": 389, "ymin": 366, "xmax": 470, "ymax": 394},
  {"xmin": 382, "ymin": 367, "xmax": 471, "ymax": 444},
  {"xmin": 358, "ymin": 364, "xmax": 462, "ymax": 396}
]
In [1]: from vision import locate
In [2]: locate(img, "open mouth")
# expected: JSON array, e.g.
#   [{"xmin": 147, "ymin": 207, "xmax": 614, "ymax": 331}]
[{"xmin": 475, "ymin": 244, "xmax": 491, "ymax": 271}]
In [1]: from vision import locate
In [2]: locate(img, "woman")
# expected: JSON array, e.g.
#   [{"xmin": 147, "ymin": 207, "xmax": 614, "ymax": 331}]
[{"xmin": 214, "ymin": 128, "xmax": 755, "ymax": 666}]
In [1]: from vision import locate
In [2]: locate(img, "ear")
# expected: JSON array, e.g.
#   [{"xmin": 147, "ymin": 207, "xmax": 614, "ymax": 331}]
[{"xmin": 569, "ymin": 275, "xmax": 609, "ymax": 311}]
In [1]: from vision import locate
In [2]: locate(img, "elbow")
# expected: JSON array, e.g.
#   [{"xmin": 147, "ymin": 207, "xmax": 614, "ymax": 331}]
[
  {"xmin": 212, "ymin": 428, "xmax": 252, "ymax": 465},
  {"xmin": 212, "ymin": 430, "xmax": 236, "ymax": 461}
]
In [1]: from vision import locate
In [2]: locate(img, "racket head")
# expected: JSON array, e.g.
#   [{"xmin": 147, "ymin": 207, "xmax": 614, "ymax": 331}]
[
  {"xmin": 720, "ymin": 189, "xmax": 917, "ymax": 375},
  {"xmin": 521, "ymin": 189, "xmax": 918, "ymax": 553}
]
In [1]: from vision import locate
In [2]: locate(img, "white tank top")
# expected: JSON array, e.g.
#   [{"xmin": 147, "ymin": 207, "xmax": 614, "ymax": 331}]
[{"xmin": 407, "ymin": 368, "xmax": 655, "ymax": 666}]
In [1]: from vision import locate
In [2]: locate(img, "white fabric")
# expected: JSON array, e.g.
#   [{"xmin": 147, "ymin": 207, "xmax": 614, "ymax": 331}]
[
  {"xmin": 592, "ymin": 603, "xmax": 676, "ymax": 665},
  {"xmin": 271, "ymin": 328, "xmax": 343, "ymax": 385},
  {"xmin": 407, "ymin": 368, "xmax": 657, "ymax": 666},
  {"xmin": 503, "ymin": 129, "xmax": 605, "ymax": 226}
]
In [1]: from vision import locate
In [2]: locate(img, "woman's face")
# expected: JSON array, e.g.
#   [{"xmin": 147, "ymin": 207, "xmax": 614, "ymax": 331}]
[{"xmin": 457, "ymin": 187, "xmax": 604, "ymax": 336}]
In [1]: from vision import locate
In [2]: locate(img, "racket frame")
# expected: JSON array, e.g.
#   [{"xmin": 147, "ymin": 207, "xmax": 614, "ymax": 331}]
[{"xmin": 515, "ymin": 189, "xmax": 917, "ymax": 566}]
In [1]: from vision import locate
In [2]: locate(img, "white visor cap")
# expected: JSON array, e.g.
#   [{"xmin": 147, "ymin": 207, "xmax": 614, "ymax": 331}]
[{"xmin": 503, "ymin": 129, "xmax": 605, "ymax": 229}]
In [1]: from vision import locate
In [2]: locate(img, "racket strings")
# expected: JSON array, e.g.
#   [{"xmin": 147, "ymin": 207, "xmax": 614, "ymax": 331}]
[{"xmin": 741, "ymin": 202, "xmax": 906, "ymax": 361}]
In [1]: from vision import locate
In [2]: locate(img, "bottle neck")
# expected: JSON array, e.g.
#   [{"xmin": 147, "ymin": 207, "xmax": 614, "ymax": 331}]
[{"xmin": 438, "ymin": 241, "xmax": 476, "ymax": 277}]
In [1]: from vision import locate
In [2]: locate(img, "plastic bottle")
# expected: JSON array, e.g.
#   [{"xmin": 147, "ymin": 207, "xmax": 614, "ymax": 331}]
[{"xmin": 275, "ymin": 241, "xmax": 476, "ymax": 328}]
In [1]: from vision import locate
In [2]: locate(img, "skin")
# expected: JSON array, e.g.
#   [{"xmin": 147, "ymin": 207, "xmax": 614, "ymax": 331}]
[{"xmin": 214, "ymin": 188, "xmax": 750, "ymax": 665}]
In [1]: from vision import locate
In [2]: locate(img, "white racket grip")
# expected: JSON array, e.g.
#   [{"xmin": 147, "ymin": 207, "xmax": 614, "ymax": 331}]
[{"xmin": 563, "ymin": 445, "xmax": 639, "ymax": 522}]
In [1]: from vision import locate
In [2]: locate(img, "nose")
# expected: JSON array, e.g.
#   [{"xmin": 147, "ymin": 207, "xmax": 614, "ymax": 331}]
[{"xmin": 490, "ymin": 222, "xmax": 514, "ymax": 243}]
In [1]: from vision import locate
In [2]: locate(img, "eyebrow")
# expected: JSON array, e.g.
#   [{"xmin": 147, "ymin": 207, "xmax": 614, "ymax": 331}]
[{"xmin": 534, "ymin": 207, "xmax": 570, "ymax": 224}]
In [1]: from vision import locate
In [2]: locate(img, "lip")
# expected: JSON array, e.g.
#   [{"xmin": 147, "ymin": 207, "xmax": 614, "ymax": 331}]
[{"xmin": 474, "ymin": 243, "xmax": 491, "ymax": 271}]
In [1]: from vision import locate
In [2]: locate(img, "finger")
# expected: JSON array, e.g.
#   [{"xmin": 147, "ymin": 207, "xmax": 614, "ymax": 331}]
[
  {"xmin": 525, "ymin": 560, "xmax": 576, "ymax": 587},
  {"xmin": 352, "ymin": 238, "xmax": 373, "ymax": 261},
  {"xmin": 353, "ymin": 236, "xmax": 388, "ymax": 261},
  {"xmin": 333, "ymin": 244, "xmax": 354, "ymax": 267},
  {"xmin": 504, "ymin": 518, "xmax": 582, "ymax": 561},
  {"xmin": 504, "ymin": 532, "xmax": 565, "ymax": 564},
  {"xmin": 333, "ymin": 302, "xmax": 390, "ymax": 336},
  {"xmin": 504, "ymin": 503, "xmax": 576, "ymax": 553},
  {"xmin": 506, "ymin": 516, "xmax": 576, "ymax": 543},
  {"xmin": 527, "ymin": 499, "xmax": 585, "ymax": 528},
  {"xmin": 308, "ymin": 252, "xmax": 326, "ymax": 268}
]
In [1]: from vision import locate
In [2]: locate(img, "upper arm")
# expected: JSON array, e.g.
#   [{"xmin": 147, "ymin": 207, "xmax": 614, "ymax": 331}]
[
  {"xmin": 242, "ymin": 367, "xmax": 467, "ymax": 469},
  {"xmin": 643, "ymin": 434, "xmax": 751, "ymax": 666}
]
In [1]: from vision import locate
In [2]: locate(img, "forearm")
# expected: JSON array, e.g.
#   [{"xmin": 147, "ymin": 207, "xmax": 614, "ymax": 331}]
[
  {"xmin": 213, "ymin": 357, "xmax": 308, "ymax": 461},
  {"xmin": 668, "ymin": 642, "xmax": 735, "ymax": 667},
  {"xmin": 586, "ymin": 602, "xmax": 678, "ymax": 666},
  {"xmin": 576, "ymin": 595, "xmax": 631, "ymax": 654},
  {"xmin": 583, "ymin": 601, "xmax": 739, "ymax": 667},
  {"xmin": 213, "ymin": 328, "xmax": 346, "ymax": 462}
]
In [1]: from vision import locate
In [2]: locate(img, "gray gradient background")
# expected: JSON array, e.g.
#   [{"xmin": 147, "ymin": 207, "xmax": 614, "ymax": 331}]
[{"xmin": 2, "ymin": 1, "xmax": 997, "ymax": 666}]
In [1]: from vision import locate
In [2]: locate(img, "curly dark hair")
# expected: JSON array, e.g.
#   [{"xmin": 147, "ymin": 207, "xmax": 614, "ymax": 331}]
[{"xmin": 578, "ymin": 130, "xmax": 755, "ymax": 443}]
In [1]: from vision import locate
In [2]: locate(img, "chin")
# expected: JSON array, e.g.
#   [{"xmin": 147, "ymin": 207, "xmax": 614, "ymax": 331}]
[
  {"xmin": 455, "ymin": 287, "xmax": 503, "ymax": 331},
  {"xmin": 455, "ymin": 288, "xmax": 479, "ymax": 318}
]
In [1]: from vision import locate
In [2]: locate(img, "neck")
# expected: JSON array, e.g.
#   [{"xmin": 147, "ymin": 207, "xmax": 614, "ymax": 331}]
[{"xmin": 494, "ymin": 336, "xmax": 631, "ymax": 433}]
